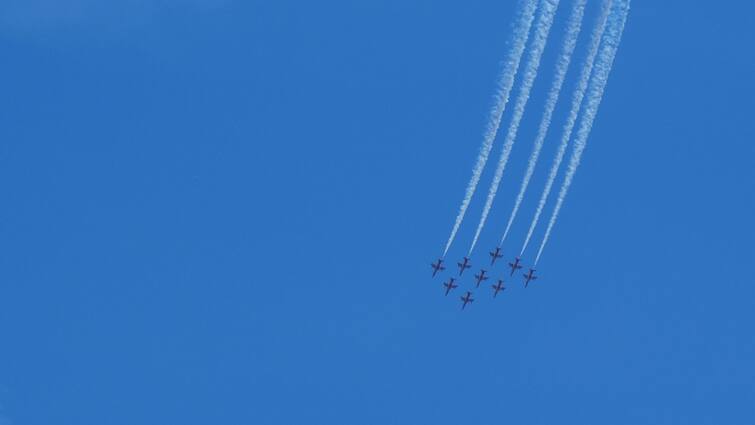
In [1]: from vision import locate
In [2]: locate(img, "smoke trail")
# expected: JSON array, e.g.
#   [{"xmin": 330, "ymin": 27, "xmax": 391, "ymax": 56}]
[
  {"xmin": 499, "ymin": 0, "xmax": 587, "ymax": 246},
  {"xmin": 520, "ymin": 0, "xmax": 612, "ymax": 256},
  {"xmin": 534, "ymin": 0, "xmax": 630, "ymax": 264},
  {"xmin": 468, "ymin": 0, "xmax": 560, "ymax": 255},
  {"xmin": 441, "ymin": 0, "xmax": 538, "ymax": 258}
]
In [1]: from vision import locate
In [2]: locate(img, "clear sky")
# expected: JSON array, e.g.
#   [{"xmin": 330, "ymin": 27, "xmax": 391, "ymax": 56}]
[{"xmin": 1, "ymin": 0, "xmax": 754, "ymax": 424}]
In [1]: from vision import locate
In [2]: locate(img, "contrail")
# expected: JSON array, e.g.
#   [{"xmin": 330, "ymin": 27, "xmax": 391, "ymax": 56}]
[
  {"xmin": 534, "ymin": 0, "xmax": 630, "ymax": 265},
  {"xmin": 520, "ymin": 0, "xmax": 613, "ymax": 256},
  {"xmin": 441, "ymin": 0, "xmax": 538, "ymax": 258},
  {"xmin": 499, "ymin": 0, "xmax": 588, "ymax": 246},
  {"xmin": 468, "ymin": 0, "xmax": 561, "ymax": 255}
]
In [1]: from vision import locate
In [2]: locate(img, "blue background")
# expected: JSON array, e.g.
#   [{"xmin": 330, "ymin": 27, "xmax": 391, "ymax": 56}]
[{"xmin": 1, "ymin": 0, "xmax": 753, "ymax": 424}]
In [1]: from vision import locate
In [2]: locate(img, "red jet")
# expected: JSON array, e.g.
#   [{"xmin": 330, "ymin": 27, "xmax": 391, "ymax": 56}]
[
  {"xmin": 489, "ymin": 247, "xmax": 504, "ymax": 265},
  {"xmin": 460, "ymin": 291, "xmax": 474, "ymax": 310},
  {"xmin": 457, "ymin": 257, "xmax": 472, "ymax": 276},
  {"xmin": 523, "ymin": 269, "xmax": 538, "ymax": 288},
  {"xmin": 443, "ymin": 278, "xmax": 458, "ymax": 296},
  {"xmin": 430, "ymin": 259, "xmax": 445, "ymax": 277},
  {"xmin": 473, "ymin": 269, "xmax": 489, "ymax": 288},
  {"xmin": 508, "ymin": 257, "xmax": 523, "ymax": 276},
  {"xmin": 492, "ymin": 279, "xmax": 506, "ymax": 297}
]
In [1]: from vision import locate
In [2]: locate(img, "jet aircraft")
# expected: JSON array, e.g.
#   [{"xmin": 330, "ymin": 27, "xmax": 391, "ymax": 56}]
[
  {"xmin": 492, "ymin": 280, "xmax": 505, "ymax": 297},
  {"xmin": 460, "ymin": 291, "xmax": 474, "ymax": 310},
  {"xmin": 508, "ymin": 257, "xmax": 523, "ymax": 276},
  {"xmin": 523, "ymin": 269, "xmax": 538, "ymax": 287},
  {"xmin": 489, "ymin": 247, "xmax": 503, "ymax": 265},
  {"xmin": 443, "ymin": 278, "xmax": 458, "ymax": 296},
  {"xmin": 430, "ymin": 259, "xmax": 445, "ymax": 277},
  {"xmin": 457, "ymin": 257, "xmax": 472, "ymax": 276},
  {"xmin": 473, "ymin": 269, "xmax": 489, "ymax": 288}
]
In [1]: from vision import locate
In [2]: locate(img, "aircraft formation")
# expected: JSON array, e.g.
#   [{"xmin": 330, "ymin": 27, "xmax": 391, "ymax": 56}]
[
  {"xmin": 430, "ymin": 0, "xmax": 629, "ymax": 310},
  {"xmin": 431, "ymin": 254, "xmax": 536, "ymax": 309}
]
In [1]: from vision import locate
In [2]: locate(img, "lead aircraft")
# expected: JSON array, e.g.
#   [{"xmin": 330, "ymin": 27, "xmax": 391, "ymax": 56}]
[
  {"xmin": 523, "ymin": 269, "xmax": 538, "ymax": 288},
  {"xmin": 460, "ymin": 291, "xmax": 474, "ymax": 310},
  {"xmin": 492, "ymin": 279, "xmax": 505, "ymax": 297}
]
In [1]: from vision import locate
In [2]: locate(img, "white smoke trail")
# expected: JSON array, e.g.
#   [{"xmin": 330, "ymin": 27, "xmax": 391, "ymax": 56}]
[
  {"xmin": 499, "ymin": 0, "xmax": 588, "ymax": 246},
  {"xmin": 468, "ymin": 0, "xmax": 560, "ymax": 255},
  {"xmin": 534, "ymin": 0, "xmax": 630, "ymax": 264},
  {"xmin": 441, "ymin": 0, "xmax": 538, "ymax": 258},
  {"xmin": 520, "ymin": 0, "xmax": 613, "ymax": 256}
]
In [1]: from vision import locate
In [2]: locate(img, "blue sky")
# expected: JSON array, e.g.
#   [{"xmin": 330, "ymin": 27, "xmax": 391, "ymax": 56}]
[{"xmin": 1, "ymin": 0, "xmax": 754, "ymax": 424}]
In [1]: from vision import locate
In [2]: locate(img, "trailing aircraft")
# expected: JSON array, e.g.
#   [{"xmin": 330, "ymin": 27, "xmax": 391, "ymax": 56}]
[
  {"xmin": 430, "ymin": 259, "xmax": 445, "ymax": 277},
  {"xmin": 457, "ymin": 257, "xmax": 472, "ymax": 276},
  {"xmin": 489, "ymin": 247, "xmax": 504, "ymax": 265},
  {"xmin": 508, "ymin": 257, "xmax": 523, "ymax": 276},
  {"xmin": 443, "ymin": 278, "xmax": 458, "ymax": 296}
]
